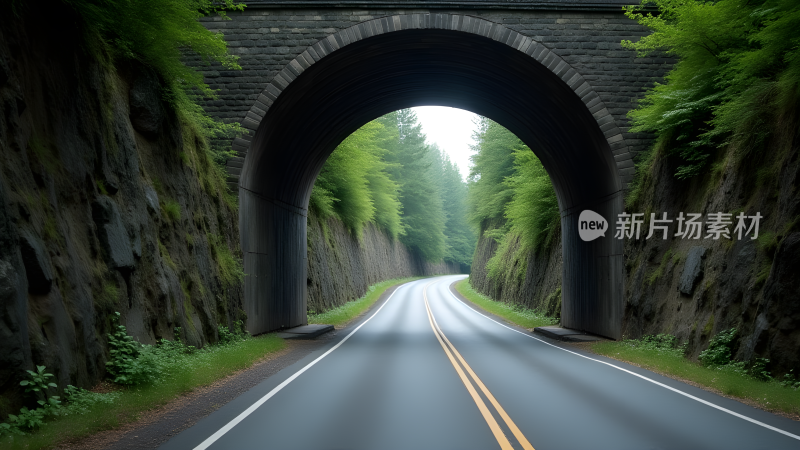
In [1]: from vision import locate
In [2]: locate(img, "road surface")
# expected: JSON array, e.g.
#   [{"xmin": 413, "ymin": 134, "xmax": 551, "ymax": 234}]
[{"xmin": 160, "ymin": 275, "xmax": 800, "ymax": 450}]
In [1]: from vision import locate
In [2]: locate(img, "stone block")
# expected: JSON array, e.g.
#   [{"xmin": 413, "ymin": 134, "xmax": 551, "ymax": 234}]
[
  {"xmin": 18, "ymin": 230, "xmax": 53, "ymax": 295},
  {"xmin": 92, "ymin": 196, "xmax": 135, "ymax": 271},
  {"xmin": 678, "ymin": 246, "xmax": 707, "ymax": 296}
]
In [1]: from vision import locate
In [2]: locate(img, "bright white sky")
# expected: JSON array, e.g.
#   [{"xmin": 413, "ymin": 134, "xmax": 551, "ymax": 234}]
[{"xmin": 411, "ymin": 106, "xmax": 480, "ymax": 181}]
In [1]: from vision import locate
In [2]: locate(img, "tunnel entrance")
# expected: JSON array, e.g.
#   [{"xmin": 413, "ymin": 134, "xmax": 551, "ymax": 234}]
[{"xmin": 239, "ymin": 15, "xmax": 628, "ymax": 339}]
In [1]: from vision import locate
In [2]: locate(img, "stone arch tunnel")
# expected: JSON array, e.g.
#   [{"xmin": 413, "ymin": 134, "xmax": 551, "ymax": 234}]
[{"xmin": 237, "ymin": 13, "xmax": 633, "ymax": 339}]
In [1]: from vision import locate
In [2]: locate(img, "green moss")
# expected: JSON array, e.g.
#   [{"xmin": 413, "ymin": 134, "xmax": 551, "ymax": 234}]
[
  {"xmin": 754, "ymin": 263, "xmax": 772, "ymax": 290},
  {"xmin": 206, "ymin": 234, "xmax": 244, "ymax": 287},
  {"xmin": 185, "ymin": 233, "xmax": 194, "ymax": 248},
  {"xmin": 151, "ymin": 179, "xmax": 164, "ymax": 196},
  {"xmin": 43, "ymin": 216, "xmax": 59, "ymax": 242},
  {"xmin": 158, "ymin": 241, "xmax": 177, "ymax": 271},
  {"xmin": 96, "ymin": 180, "xmax": 108, "ymax": 195},
  {"xmin": 162, "ymin": 200, "xmax": 181, "ymax": 222},
  {"xmin": 757, "ymin": 231, "xmax": 778, "ymax": 256},
  {"xmin": 648, "ymin": 249, "xmax": 673, "ymax": 286},
  {"xmin": 94, "ymin": 279, "xmax": 118, "ymax": 310},
  {"xmin": 702, "ymin": 313, "xmax": 715, "ymax": 336},
  {"xmin": 28, "ymin": 136, "xmax": 60, "ymax": 173}
]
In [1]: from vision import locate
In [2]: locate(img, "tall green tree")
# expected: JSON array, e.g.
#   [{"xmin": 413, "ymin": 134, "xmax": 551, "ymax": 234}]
[
  {"xmin": 431, "ymin": 145, "xmax": 476, "ymax": 268},
  {"xmin": 309, "ymin": 121, "xmax": 403, "ymax": 238},
  {"xmin": 467, "ymin": 118, "xmax": 519, "ymax": 227},
  {"xmin": 378, "ymin": 110, "xmax": 447, "ymax": 261}
]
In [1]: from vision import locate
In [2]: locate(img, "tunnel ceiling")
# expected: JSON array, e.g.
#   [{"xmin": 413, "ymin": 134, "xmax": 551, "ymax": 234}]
[{"xmin": 244, "ymin": 27, "xmax": 623, "ymax": 214}]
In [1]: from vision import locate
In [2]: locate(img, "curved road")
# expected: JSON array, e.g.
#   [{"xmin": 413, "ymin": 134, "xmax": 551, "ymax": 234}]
[{"xmin": 160, "ymin": 276, "xmax": 800, "ymax": 450}]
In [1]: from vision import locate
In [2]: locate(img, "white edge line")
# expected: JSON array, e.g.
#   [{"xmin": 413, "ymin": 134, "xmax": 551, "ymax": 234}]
[
  {"xmin": 192, "ymin": 281, "xmax": 413, "ymax": 450},
  {"xmin": 443, "ymin": 279, "xmax": 800, "ymax": 442}
]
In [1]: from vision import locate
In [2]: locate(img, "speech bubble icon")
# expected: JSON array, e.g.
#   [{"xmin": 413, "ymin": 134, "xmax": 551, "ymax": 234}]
[{"xmin": 578, "ymin": 210, "xmax": 608, "ymax": 242}]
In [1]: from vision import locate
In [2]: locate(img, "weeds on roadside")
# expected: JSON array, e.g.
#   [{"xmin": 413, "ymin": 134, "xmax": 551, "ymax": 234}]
[{"xmin": 621, "ymin": 333, "xmax": 687, "ymax": 357}]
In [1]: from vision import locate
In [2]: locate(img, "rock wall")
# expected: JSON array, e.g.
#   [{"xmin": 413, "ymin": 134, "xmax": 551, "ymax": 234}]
[
  {"xmin": 469, "ymin": 221, "xmax": 563, "ymax": 318},
  {"xmin": 621, "ymin": 134, "xmax": 800, "ymax": 373},
  {"xmin": 0, "ymin": 6, "xmax": 243, "ymax": 416},
  {"xmin": 470, "ymin": 132, "xmax": 800, "ymax": 374},
  {"xmin": 306, "ymin": 212, "xmax": 462, "ymax": 314}
]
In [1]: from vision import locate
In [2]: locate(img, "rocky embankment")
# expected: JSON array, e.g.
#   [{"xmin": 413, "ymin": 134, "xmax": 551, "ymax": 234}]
[
  {"xmin": 622, "ymin": 135, "xmax": 800, "ymax": 372},
  {"xmin": 0, "ymin": 11, "xmax": 242, "ymax": 416},
  {"xmin": 469, "ymin": 220, "xmax": 563, "ymax": 318},
  {"xmin": 0, "ymin": 8, "xmax": 464, "ymax": 419},
  {"xmin": 470, "ymin": 133, "xmax": 800, "ymax": 374},
  {"xmin": 307, "ymin": 212, "xmax": 461, "ymax": 314}
]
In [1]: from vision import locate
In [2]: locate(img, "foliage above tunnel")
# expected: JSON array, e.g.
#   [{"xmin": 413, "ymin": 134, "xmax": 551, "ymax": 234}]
[
  {"xmin": 623, "ymin": 0, "xmax": 800, "ymax": 179},
  {"xmin": 9, "ymin": 0, "xmax": 248, "ymax": 163}
]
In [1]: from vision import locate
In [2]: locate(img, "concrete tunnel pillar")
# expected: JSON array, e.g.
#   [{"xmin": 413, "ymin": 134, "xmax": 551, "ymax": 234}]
[{"xmin": 240, "ymin": 190, "xmax": 308, "ymax": 333}]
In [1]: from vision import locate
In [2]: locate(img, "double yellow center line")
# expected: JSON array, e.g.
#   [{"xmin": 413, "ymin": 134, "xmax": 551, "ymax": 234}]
[{"xmin": 423, "ymin": 282, "xmax": 534, "ymax": 450}]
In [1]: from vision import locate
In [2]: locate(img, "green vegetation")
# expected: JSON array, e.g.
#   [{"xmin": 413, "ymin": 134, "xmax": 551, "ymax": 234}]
[
  {"xmin": 43, "ymin": 0, "xmax": 247, "ymax": 162},
  {"xmin": 308, "ymin": 277, "xmax": 426, "ymax": 327},
  {"xmin": 592, "ymin": 331, "xmax": 800, "ymax": 417},
  {"xmin": 1, "ymin": 322, "xmax": 284, "ymax": 449},
  {"xmin": 453, "ymin": 279, "xmax": 558, "ymax": 329},
  {"xmin": 105, "ymin": 313, "xmax": 159, "ymax": 385},
  {"xmin": 311, "ymin": 110, "xmax": 475, "ymax": 266},
  {"xmin": 207, "ymin": 234, "xmax": 245, "ymax": 287},
  {"xmin": 158, "ymin": 240, "xmax": 177, "ymax": 271},
  {"xmin": 466, "ymin": 119, "xmax": 560, "ymax": 282},
  {"xmin": 162, "ymin": 200, "xmax": 181, "ymax": 222},
  {"xmin": 623, "ymin": 0, "xmax": 800, "ymax": 179}
]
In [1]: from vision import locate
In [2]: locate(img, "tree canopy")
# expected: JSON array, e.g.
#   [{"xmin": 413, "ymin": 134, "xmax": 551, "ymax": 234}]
[
  {"xmin": 310, "ymin": 110, "xmax": 475, "ymax": 266},
  {"xmin": 623, "ymin": 0, "xmax": 800, "ymax": 178}
]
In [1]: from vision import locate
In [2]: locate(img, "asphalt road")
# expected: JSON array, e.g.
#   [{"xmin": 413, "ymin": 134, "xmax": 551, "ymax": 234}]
[{"xmin": 160, "ymin": 276, "xmax": 800, "ymax": 450}]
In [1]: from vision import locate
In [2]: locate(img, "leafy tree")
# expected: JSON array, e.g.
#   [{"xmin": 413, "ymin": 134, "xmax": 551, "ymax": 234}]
[
  {"xmin": 430, "ymin": 146, "xmax": 476, "ymax": 267},
  {"xmin": 466, "ymin": 119, "xmax": 559, "ymax": 281},
  {"xmin": 310, "ymin": 121, "xmax": 403, "ymax": 238},
  {"xmin": 504, "ymin": 147, "xmax": 560, "ymax": 252},
  {"xmin": 623, "ymin": 0, "xmax": 800, "ymax": 178},
  {"xmin": 468, "ymin": 118, "xmax": 518, "ymax": 227}
]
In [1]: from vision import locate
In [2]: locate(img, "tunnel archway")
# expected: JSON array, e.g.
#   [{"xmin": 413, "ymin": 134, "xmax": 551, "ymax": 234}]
[{"xmin": 238, "ymin": 14, "xmax": 629, "ymax": 339}]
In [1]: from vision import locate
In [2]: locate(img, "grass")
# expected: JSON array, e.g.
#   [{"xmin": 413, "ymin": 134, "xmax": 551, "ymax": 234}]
[
  {"xmin": 308, "ymin": 277, "xmax": 427, "ymax": 327},
  {"xmin": 453, "ymin": 278, "xmax": 800, "ymax": 417},
  {"xmin": 591, "ymin": 340, "xmax": 800, "ymax": 417},
  {"xmin": 453, "ymin": 278, "xmax": 558, "ymax": 329},
  {"xmin": 2, "ymin": 335, "xmax": 285, "ymax": 450}
]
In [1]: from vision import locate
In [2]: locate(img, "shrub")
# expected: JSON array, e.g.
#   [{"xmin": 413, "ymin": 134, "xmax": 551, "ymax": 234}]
[
  {"xmin": 218, "ymin": 320, "xmax": 247, "ymax": 345},
  {"xmin": 105, "ymin": 313, "xmax": 160, "ymax": 385},
  {"xmin": 699, "ymin": 328, "xmax": 737, "ymax": 366}
]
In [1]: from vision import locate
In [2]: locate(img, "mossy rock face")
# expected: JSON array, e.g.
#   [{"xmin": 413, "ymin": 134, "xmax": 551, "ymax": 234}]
[
  {"xmin": 92, "ymin": 196, "xmax": 135, "ymax": 270},
  {"xmin": 0, "ymin": 14, "xmax": 243, "ymax": 414}
]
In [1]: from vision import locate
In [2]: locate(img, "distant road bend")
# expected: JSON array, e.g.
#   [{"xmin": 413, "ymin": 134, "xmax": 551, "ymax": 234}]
[{"xmin": 160, "ymin": 276, "xmax": 800, "ymax": 450}]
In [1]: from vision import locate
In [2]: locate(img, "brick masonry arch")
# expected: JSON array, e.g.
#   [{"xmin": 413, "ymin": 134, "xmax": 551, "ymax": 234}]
[
  {"xmin": 229, "ymin": 13, "xmax": 635, "ymax": 192},
  {"xmin": 224, "ymin": 11, "xmax": 659, "ymax": 339}
]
